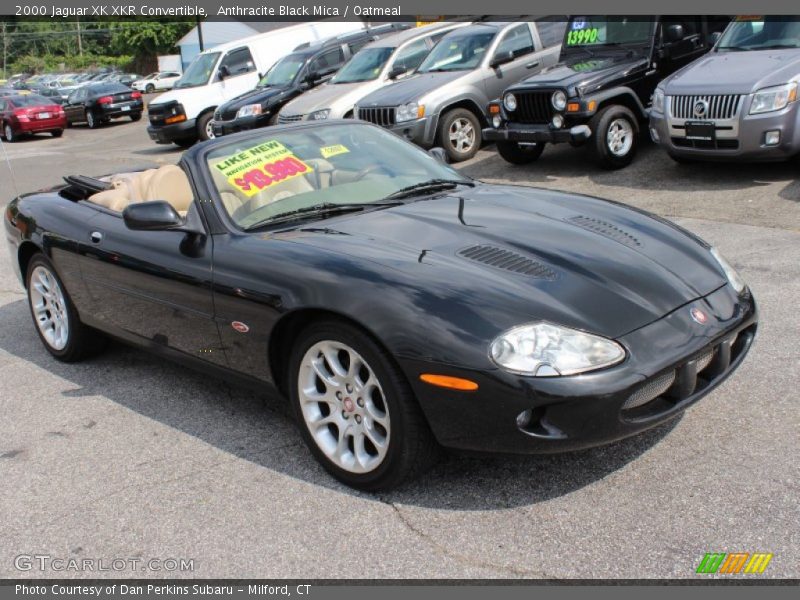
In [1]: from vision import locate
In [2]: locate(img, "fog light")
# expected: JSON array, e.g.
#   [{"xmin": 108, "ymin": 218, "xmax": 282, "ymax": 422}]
[
  {"xmin": 765, "ymin": 130, "xmax": 780, "ymax": 146},
  {"xmin": 551, "ymin": 114, "xmax": 564, "ymax": 129},
  {"xmin": 492, "ymin": 114, "xmax": 502, "ymax": 128},
  {"xmin": 650, "ymin": 127, "xmax": 660, "ymax": 143},
  {"xmin": 516, "ymin": 409, "xmax": 533, "ymax": 428}
]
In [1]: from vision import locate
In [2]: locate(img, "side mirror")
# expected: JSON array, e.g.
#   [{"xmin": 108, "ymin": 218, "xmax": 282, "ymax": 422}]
[
  {"xmin": 428, "ymin": 147, "xmax": 449, "ymax": 164},
  {"xmin": 306, "ymin": 70, "xmax": 321, "ymax": 83},
  {"xmin": 490, "ymin": 50, "xmax": 514, "ymax": 69},
  {"xmin": 123, "ymin": 201, "xmax": 185, "ymax": 231},
  {"xmin": 387, "ymin": 65, "xmax": 407, "ymax": 80},
  {"xmin": 709, "ymin": 31, "xmax": 722, "ymax": 47},
  {"xmin": 665, "ymin": 24, "xmax": 684, "ymax": 43},
  {"xmin": 217, "ymin": 65, "xmax": 230, "ymax": 80}
]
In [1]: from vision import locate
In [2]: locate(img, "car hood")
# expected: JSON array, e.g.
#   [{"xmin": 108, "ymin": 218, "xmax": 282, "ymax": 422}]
[
  {"xmin": 281, "ymin": 81, "xmax": 380, "ymax": 116},
  {"xmin": 289, "ymin": 185, "xmax": 726, "ymax": 339},
  {"xmin": 217, "ymin": 85, "xmax": 289, "ymax": 117},
  {"xmin": 663, "ymin": 49, "xmax": 800, "ymax": 94},
  {"xmin": 357, "ymin": 71, "xmax": 467, "ymax": 106},
  {"xmin": 511, "ymin": 54, "xmax": 648, "ymax": 95}
]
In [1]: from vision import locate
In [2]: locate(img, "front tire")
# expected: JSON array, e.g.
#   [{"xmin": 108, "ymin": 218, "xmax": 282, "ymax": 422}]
[
  {"xmin": 588, "ymin": 104, "xmax": 639, "ymax": 169},
  {"xmin": 438, "ymin": 108, "xmax": 482, "ymax": 162},
  {"xmin": 26, "ymin": 254, "xmax": 106, "ymax": 362},
  {"xmin": 288, "ymin": 320, "xmax": 438, "ymax": 491},
  {"xmin": 145, "ymin": 84, "xmax": 155, "ymax": 94},
  {"xmin": 496, "ymin": 140, "xmax": 545, "ymax": 165},
  {"xmin": 196, "ymin": 112, "xmax": 215, "ymax": 142}
]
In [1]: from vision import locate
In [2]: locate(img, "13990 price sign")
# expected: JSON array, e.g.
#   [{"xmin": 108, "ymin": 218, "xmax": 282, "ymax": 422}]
[
  {"xmin": 234, "ymin": 156, "xmax": 309, "ymax": 193},
  {"xmin": 214, "ymin": 140, "xmax": 314, "ymax": 198}
]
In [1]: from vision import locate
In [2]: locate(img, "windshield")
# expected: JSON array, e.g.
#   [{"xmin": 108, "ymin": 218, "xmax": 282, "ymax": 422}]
[
  {"xmin": 260, "ymin": 54, "xmax": 306, "ymax": 87},
  {"xmin": 331, "ymin": 47, "xmax": 393, "ymax": 83},
  {"xmin": 717, "ymin": 17, "xmax": 800, "ymax": 51},
  {"xmin": 175, "ymin": 52, "xmax": 220, "ymax": 89},
  {"xmin": 205, "ymin": 123, "xmax": 466, "ymax": 228},
  {"xmin": 564, "ymin": 17, "xmax": 655, "ymax": 47},
  {"xmin": 417, "ymin": 31, "xmax": 496, "ymax": 72}
]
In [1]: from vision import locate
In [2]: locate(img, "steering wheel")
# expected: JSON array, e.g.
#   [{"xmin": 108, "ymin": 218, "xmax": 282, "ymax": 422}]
[{"xmin": 353, "ymin": 163, "xmax": 392, "ymax": 181}]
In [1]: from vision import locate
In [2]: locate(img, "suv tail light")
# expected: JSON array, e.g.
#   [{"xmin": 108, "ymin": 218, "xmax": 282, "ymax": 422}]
[{"xmin": 98, "ymin": 96, "xmax": 113, "ymax": 105}]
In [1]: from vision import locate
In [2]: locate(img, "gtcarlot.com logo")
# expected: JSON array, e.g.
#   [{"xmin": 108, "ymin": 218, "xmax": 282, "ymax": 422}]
[
  {"xmin": 14, "ymin": 554, "xmax": 195, "ymax": 573},
  {"xmin": 696, "ymin": 552, "xmax": 773, "ymax": 574}
]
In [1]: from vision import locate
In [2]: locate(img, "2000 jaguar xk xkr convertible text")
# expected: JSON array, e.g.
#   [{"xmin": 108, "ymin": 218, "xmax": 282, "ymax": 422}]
[{"xmin": 4, "ymin": 121, "xmax": 756, "ymax": 490}]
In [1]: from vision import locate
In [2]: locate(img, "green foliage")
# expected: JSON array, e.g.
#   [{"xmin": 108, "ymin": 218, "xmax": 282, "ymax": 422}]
[
  {"xmin": 10, "ymin": 53, "xmax": 134, "ymax": 75},
  {"xmin": 109, "ymin": 21, "xmax": 194, "ymax": 57}
]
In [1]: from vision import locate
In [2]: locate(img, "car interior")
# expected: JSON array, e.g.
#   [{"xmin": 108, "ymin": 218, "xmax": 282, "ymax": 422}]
[{"xmin": 86, "ymin": 165, "xmax": 194, "ymax": 215}]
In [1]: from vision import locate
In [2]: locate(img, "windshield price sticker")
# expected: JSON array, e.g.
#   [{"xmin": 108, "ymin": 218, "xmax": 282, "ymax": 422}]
[
  {"xmin": 320, "ymin": 144, "xmax": 350, "ymax": 159},
  {"xmin": 214, "ymin": 141, "xmax": 313, "ymax": 197},
  {"xmin": 567, "ymin": 27, "xmax": 599, "ymax": 45}
]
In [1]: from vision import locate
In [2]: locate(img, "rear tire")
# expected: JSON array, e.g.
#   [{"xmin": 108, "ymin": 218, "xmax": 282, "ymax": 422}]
[
  {"xmin": 85, "ymin": 109, "xmax": 100, "ymax": 129},
  {"xmin": 588, "ymin": 104, "xmax": 639, "ymax": 169},
  {"xmin": 4, "ymin": 123, "xmax": 17, "ymax": 142},
  {"xmin": 197, "ymin": 112, "xmax": 215, "ymax": 141},
  {"xmin": 288, "ymin": 319, "xmax": 438, "ymax": 491},
  {"xmin": 496, "ymin": 140, "xmax": 545, "ymax": 165},
  {"xmin": 438, "ymin": 108, "xmax": 482, "ymax": 162},
  {"xmin": 26, "ymin": 254, "xmax": 106, "ymax": 363}
]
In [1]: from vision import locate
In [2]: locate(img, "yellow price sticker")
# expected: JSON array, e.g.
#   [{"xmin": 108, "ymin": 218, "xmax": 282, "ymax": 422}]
[
  {"xmin": 320, "ymin": 144, "xmax": 350, "ymax": 159},
  {"xmin": 213, "ymin": 140, "xmax": 313, "ymax": 198}
]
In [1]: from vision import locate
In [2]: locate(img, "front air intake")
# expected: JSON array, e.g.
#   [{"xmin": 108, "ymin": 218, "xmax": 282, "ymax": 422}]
[{"xmin": 567, "ymin": 216, "xmax": 642, "ymax": 248}]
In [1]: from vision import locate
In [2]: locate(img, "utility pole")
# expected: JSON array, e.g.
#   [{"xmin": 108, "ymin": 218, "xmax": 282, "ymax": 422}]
[
  {"xmin": 76, "ymin": 16, "xmax": 83, "ymax": 56},
  {"xmin": 2, "ymin": 21, "xmax": 7, "ymax": 79},
  {"xmin": 196, "ymin": 15, "xmax": 204, "ymax": 51}
]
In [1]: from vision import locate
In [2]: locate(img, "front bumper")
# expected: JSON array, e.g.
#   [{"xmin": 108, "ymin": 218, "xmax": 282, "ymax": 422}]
[
  {"xmin": 483, "ymin": 122, "xmax": 591, "ymax": 145},
  {"xmin": 403, "ymin": 284, "xmax": 757, "ymax": 454},
  {"xmin": 147, "ymin": 118, "xmax": 196, "ymax": 144},
  {"xmin": 650, "ymin": 99, "xmax": 800, "ymax": 161},
  {"xmin": 211, "ymin": 113, "xmax": 272, "ymax": 137},
  {"xmin": 385, "ymin": 116, "xmax": 438, "ymax": 148}
]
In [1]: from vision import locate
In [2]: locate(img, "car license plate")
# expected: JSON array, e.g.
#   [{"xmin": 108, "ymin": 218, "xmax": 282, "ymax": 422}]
[
  {"xmin": 38, "ymin": 112, "xmax": 51, "ymax": 119},
  {"xmin": 685, "ymin": 121, "xmax": 715, "ymax": 141},
  {"xmin": 121, "ymin": 105, "xmax": 131, "ymax": 112}
]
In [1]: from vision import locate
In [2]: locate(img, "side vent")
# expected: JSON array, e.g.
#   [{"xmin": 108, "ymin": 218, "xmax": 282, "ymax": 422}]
[
  {"xmin": 568, "ymin": 216, "xmax": 641, "ymax": 248},
  {"xmin": 458, "ymin": 245, "xmax": 556, "ymax": 280}
]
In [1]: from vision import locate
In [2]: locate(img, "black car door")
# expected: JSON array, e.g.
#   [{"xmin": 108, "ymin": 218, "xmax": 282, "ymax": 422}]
[
  {"xmin": 78, "ymin": 194, "xmax": 227, "ymax": 367},
  {"xmin": 657, "ymin": 17, "xmax": 708, "ymax": 77},
  {"xmin": 64, "ymin": 88, "xmax": 86, "ymax": 122}
]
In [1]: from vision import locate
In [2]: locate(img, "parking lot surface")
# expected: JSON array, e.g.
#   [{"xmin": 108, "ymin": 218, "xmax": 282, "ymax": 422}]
[{"xmin": 0, "ymin": 119, "xmax": 798, "ymax": 579}]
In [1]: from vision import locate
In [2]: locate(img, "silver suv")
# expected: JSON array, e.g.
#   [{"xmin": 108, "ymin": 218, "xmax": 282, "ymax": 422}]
[
  {"xmin": 354, "ymin": 21, "xmax": 563, "ymax": 162},
  {"xmin": 277, "ymin": 23, "xmax": 467, "ymax": 124},
  {"xmin": 650, "ymin": 17, "xmax": 800, "ymax": 162}
]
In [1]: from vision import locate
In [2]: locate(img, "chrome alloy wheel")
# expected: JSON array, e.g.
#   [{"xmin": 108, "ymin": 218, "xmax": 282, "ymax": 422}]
[
  {"xmin": 29, "ymin": 265, "xmax": 69, "ymax": 351},
  {"xmin": 205, "ymin": 118, "xmax": 216, "ymax": 139},
  {"xmin": 606, "ymin": 118, "xmax": 634, "ymax": 157},
  {"xmin": 448, "ymin": 117, "xmax": 476, "ymax": 154},
  {"xmin": 298, "ymin": 341, "xmax": 390, "ymax": 474}
]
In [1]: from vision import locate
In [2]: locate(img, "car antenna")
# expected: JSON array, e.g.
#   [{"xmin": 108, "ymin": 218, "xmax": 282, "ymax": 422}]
[{"xmin": 0, "ymin": 138, "xmax": 20, "ymax": 199}]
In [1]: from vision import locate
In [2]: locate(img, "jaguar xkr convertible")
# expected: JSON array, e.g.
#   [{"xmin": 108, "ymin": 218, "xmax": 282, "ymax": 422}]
[{"xmin": 3, "ymin": 121, "xmax": 757, "ymax": 490}]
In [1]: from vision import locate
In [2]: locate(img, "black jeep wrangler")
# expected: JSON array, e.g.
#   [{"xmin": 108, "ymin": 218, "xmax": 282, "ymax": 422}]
[{"xmin": 484, "ymin": 16, "xmax": 730, "ymax": 169}]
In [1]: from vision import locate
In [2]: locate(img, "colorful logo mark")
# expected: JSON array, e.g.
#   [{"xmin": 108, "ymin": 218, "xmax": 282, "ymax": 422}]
[{"xmin": 697, "ymin": 552, "xmax": 773, "ymax": 574}]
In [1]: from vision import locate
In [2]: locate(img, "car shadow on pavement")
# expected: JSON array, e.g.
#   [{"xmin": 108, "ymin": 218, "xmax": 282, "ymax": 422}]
[
  {"xmin": 461, "ymin": 140, "xmax": 800, "ymax": 196},
  {"xmin": 0, "ymin": 298, "xmax": 679, "ymax": 511}
]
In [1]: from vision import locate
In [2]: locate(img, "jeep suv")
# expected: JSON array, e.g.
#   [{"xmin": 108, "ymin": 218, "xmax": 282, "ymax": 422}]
[
  {"xmin": 484, "ymin": 16, "xmax": 730, "ymax": 169},
  {"xmin": 650, "ymin": 16, "xmax": 800, "ymax": 162},
  {"xmin": 354, "ymin": 20, "xmax": 564, "ymax": 162}
]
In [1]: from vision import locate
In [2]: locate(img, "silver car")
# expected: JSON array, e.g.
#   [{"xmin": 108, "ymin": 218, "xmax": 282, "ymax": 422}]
[
  {"xmin": 354, "ymin": 21, "xmax": 563, "ymax": 161},
  {"xmin": 650, "ymin": 17, "xmax": 800, "ymax": 162},
  {"xmin": 277, "ymin": 23, "xmax": 468, "ymax": 124}
]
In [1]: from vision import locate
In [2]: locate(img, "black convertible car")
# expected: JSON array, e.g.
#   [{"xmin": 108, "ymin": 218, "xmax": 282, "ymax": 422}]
[{"xmin": 4, "ymin": 121, "xmax": 756, "ymax": 490}]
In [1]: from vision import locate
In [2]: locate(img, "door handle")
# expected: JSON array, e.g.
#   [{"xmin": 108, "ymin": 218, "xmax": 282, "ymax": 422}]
[
  {"xmin": 89, "ymin": 231, "xmax": 103, "ymax": 244},
  {"xmin": 525, "ymin": 61, "xmax": 540, "ymax": 69}
]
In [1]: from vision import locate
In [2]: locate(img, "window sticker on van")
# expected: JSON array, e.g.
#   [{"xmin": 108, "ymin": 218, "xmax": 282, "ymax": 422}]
[
  {"xmin": 214, "ymin": 140, "xmax": 313, "ymax": 197},
  {"xmin": 320, "ymin": 144, "xmax": 350, "ymax": 159}
]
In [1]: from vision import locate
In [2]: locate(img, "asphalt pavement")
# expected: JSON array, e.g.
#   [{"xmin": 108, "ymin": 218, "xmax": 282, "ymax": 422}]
[{"xmin": 0, "ymin": 118, "xmax": 798, "ymax": 579}]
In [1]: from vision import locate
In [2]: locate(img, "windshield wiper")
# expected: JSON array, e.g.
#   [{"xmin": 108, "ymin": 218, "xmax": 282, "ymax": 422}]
[
  {"xmin": 383, "ymin": 178, "xmax": 475, "ymax": 201},
  {"xmin": 755, "ymin": 44, "xmax": 800, "ymax": 50},
  {"xmin": 243, "ymin": 202, "xmax": 401, "ymax": 230},
  {"xmin": 717, "ymin": 45, "xmax": 749, "ymax": 52}
]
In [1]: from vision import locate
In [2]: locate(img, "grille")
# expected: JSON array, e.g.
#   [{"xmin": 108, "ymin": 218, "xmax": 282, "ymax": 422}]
[
  {"xmin": 623, "ymin": 371, "xmax": 676, "ymax": 410},
  {"xmin": 458, "ymin": 245, "xmax": 556, "ymax": 279},
  {"xmin": 671, "ymin": 137, "xmax": 739, "ymax": 150},
  {"xmin": 357, "ymin": 106, "xmax": 396, "ymax": 127},
  {"xmin": 694, "ymin": 347, "xmax": 715, "ymax": 373},
  {"xmin": 278, "ymin": 113, "xmax": 303, "ymax": 124},
  {"xmin": 567, "ymin": 216, "xmax": 641, "ymax": 248},
  {"xmin": 670, "ymin": 95, "xmax": 742, "ymax": 120},
  {"xmin": 513, "ymin": 92, "xmax": 553, "ymax": 124}
]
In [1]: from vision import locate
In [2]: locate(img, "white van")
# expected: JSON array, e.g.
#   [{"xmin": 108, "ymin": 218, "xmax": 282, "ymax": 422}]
[{"xmin": 146, "ymin": 21, "xmax": 365, "ymax": 147}]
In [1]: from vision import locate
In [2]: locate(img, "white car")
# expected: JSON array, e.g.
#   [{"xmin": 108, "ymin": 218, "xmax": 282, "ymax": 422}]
[{"xmin": 132, "ymin": 72, "xmax": 182, "ymax": 93}]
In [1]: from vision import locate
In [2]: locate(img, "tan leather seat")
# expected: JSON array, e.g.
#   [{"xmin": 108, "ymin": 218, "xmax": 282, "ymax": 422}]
[{"xmin": 143, "ymin": 165, "xmax": 193, "ymax": 213}]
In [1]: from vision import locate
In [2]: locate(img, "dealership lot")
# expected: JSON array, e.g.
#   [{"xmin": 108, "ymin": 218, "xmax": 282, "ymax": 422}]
[{"xmin": 0, "ymin": 120, "xmax": 798, "ymax": 578}]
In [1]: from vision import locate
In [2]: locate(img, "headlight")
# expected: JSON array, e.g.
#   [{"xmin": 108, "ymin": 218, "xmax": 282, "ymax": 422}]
[
  {"xmin": 236, "ymin": 104, "xmax": 263, "ymax": 118},
  {"xmin": 503, "ymin": 93, "xmax": 517, "ymax": 112},
  {"xmin": 710, "ymin": 247, "xmax": 746, "ymax": 294},
  {"xmin": 652, "ymin": 88, "xmax": 665, "ymax": 113},
  {"xmin": 750, "ymin": 82, "xmax": 797, "ymax": 115},
  {"xmin": 551, "ymin": 90, "xmax": 567, "ymax": 111},
  {"xmin": 396, "ymin": 102, "xmax": 423, "ymax": 123},
  {"xmin": 309, "ymin": 109, "xmax": 330, "ymax": 120},
  {"xmin": 489, "ymin": 322, "xmax": 625, "ymax": 377}
]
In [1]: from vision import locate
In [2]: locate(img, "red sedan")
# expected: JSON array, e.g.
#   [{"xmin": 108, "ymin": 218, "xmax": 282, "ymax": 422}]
[{"xmin": 0, "ymin": 94, "xmax": 66, "ymax": 142}]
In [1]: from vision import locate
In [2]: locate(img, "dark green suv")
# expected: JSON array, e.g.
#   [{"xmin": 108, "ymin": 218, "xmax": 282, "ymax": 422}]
[{"xmin": 484, "ymin": 16, "xmax": 730, "ymax": 169}]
